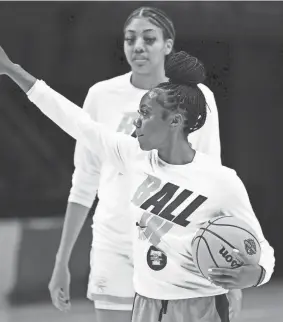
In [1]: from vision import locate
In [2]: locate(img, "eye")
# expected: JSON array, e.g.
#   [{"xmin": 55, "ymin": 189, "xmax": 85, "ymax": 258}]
[
  {"xmin": 144, "ymin": 37, "xmax": 156, "ymax": 45},
  {"xmin": 124, "ymin": 37, "xmax": 135, "ymax": 45},
  {"xmin": 138, "ymin": 110, "xmax": 149, "ymax": 117}
]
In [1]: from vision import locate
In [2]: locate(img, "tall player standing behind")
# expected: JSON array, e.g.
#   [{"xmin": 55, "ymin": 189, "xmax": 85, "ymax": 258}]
[{"xmin": 49, "ymin": 7, "xmax": 221, "ymax": 322}]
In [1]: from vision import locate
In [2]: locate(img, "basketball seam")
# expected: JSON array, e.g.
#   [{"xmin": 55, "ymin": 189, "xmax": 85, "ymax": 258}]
[
  {"xmin": 193, "ymin": 235, "xmax": 220, "ymax": 279},
  {"xmin": 199, "ymin": 227, "xmax": 237, "ymax": 250},
  {"xmin": 208, "ymin": 223, "xmax": 260, "ymax": 248},
  {"xmin": 192, "ymin": 216, "xmax": 234, "ymax": 280},
  {"xmin": 198, "ymin": 235, "xmax": 219, "ymax": 270},
  {"xmin": 193, "ymin": 236, "xmax": 206, "ymax": 278},
  {"xmin": 193, "ymin": 219, "xmax": 219, "ymax": 279}
]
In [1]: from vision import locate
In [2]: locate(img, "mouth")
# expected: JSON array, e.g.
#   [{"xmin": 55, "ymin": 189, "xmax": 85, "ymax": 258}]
[
  {"xmin": 137, "ymin": 134, "xmax": 144, "ymax": 138},
  {"xmin": 133, "ymin": 56, "xmax": 147, "ymax": 60},
  {"xmin": 133, "ymin": 58, "xmax": 148, "ymax": 63}
]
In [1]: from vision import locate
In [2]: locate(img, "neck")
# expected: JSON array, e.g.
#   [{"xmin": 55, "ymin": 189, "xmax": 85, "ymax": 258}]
[
  {"xmin": 158, "ymin": 135, "xmax": 196, "ymax": 165},
  {"xmin": 157, "ymin": 139, "xmax": 196, "ymax": 165},
  {"xmin": 131, "ymin": 70, "xmax": 167, "ymax": 90}
]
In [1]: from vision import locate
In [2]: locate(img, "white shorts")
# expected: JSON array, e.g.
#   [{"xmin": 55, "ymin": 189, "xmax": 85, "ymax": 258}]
[{"xmin": 87, "ymin": 246, "xmax": 135, "ymax": 311}]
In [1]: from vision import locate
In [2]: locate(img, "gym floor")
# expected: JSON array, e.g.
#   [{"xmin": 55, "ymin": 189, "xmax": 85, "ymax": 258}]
[{"xmin": 1, "ymin": 279, "xmax": 282, "ymax": 322}]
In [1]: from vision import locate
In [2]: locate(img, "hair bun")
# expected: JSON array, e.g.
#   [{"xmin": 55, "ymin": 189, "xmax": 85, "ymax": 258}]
[{"xmin": 165, "ymin": 51, "xmax": 206, "ymax": 86}]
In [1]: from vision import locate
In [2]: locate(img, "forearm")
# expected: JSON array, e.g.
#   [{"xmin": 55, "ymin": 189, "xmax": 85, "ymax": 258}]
[
  {"xmin": 256, "ymin": 240, "xmax": 275, "ymax": 286},
  {"xmin": 5, "ymin": 63, "xmax": 36, "ymax": 93},
  {"xmin": 55, "ymin": 202, "xmax": 90, "ymax": 265},
  {"xmin": 6, "ymin": 64, "xmax": 98, "ymax": 152}
]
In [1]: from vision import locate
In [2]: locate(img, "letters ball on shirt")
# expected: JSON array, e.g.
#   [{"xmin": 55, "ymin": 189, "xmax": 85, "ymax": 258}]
[{"xmin": 191, "ymin": 216, "xmax": 261, "ymax": 279}]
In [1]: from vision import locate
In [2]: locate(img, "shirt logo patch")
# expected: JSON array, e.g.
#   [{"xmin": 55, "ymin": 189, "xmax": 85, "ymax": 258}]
[{"xmin": 147, "ymin": 245, "xmax": 167, "ymax": 271}]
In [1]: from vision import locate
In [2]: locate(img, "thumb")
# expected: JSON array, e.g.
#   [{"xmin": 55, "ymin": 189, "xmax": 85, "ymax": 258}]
[{"xmin": 232, "ymin": 248, "xmax": 246, "ymax": 265}]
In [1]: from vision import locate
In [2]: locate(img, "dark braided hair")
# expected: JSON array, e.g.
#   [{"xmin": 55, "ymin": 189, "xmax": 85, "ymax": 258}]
[
  {"xmin": 124, "ymin": 7, "xmax": 175, "ymax": 57},
  {"xmin": 151, "ymin": 51, "xmax": 207, "ymax": 137}
]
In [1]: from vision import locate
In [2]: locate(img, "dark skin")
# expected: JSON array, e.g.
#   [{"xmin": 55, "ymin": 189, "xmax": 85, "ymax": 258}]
[
  {"xmin": 207, "ymin": 249, "xmax": 264, "ymax": 290},
  {"xmin": 134, "ymin": 91, "xmax": 196, "ymax": 164}
]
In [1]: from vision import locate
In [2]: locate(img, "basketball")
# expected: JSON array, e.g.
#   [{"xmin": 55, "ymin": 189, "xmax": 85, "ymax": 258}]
[{"xmin": 191, "ymin": 216, "xmax": 261, "ymax": 279}]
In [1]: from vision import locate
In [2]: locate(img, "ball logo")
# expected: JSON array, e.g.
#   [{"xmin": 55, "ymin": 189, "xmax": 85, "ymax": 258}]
[
  {"xmin": 219, "ymin": 246, "xmax": 243, "ymax": 268},
  {"xmin": 244, "ymin": 239, "xmax": 257, "ymax": 255},
  {"xmin": 147, "ymin": 245, "xmax": 167, "ymax": 271}
]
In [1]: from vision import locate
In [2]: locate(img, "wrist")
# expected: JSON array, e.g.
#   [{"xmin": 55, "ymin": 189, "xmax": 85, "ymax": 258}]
[
  {"xmin": 5, "ymin": 62, "xmax": 19, "ymax": 76},
  {"xmin": 55, "ymin": 253, "xmax": 70, "ymax": 267}
]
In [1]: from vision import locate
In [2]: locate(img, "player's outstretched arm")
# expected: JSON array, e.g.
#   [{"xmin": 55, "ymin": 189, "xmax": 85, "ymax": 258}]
[{"xmin": 0, "ymin": 46, "xmax": 138, "ymax": 172}]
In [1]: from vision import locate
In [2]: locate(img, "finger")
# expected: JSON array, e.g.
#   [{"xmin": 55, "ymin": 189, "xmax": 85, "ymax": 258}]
[
  {"xmin": 59, "ymin": 289, "xmax": 71, "ymax": 308},
  {"xmin": 209, "ymin": 276, "xmax": 237, "ymax": 288},
  {"xmin": 232, "ymin": 249, "xmax": 246, "ymax": 264},
  {"xmin": 50, "ymin": 290, "xmax": 60, "ymax": 307},
  {"xmin": 208, "ymin": 268, "xmax": 237, "ymax": 277},
  {"xmin": 60, "ymin": 287, "xmax": 70, "ymax": 301},
  {"xmin": 59, "ymin": 302, "xmax": 71, "ymax": 312},
  {"xmin": 53, "ymin": 297, "xmax": 71, "ymax": 312},
  {"xmin": 209, "ymin": 275, "xmax": 235, "ymax": 284},
  {"xmin": 57, "ymin": 294, "xmax": 70, "ymax": 310},
  {"xmin": 57, "ymin": 288, "xmax": 69, "ymax": 300},
  {"xmin": 58, "ymin": 289, "xmax": 68, "ymax": 300},
  {"xmin": 51, "ymin": 290, "xmax": 70, "ymax": 311}
]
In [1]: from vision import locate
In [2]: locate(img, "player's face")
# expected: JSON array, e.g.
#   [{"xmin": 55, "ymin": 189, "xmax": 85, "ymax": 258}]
[
  {"xmin": 124, "ymin": 18, "xmax": 173, "ymax": 75},
  {"xmin": 134, "ymin": 91, "xmax": 174, "ymax": 151}
]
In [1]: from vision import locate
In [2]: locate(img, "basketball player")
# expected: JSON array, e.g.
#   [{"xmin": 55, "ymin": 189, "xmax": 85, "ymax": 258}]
[
  {"xmin": 0, "ymin": 46, "xmax": 275, "ymax": 322},
  {"xmin": 49, "ymin": 7, "xmax": 220, "ymax": 322}
]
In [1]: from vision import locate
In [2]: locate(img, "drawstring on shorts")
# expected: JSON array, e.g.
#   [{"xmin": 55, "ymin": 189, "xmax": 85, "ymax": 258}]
[{"xmin": 158, "ymin": 300, "xmax": 168, "ymax": 321}]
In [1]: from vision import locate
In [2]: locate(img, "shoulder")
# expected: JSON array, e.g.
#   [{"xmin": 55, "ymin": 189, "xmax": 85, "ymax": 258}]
[
  {"xmin": 195, "ymin": 152, "xmax": 238, "ymax": 182},
  {"xmin": 197, "ymin": 83, "xmax": 217, "ymax": 111},
  {"xmin": 88, "ymin": 72, "xmax": 132, "ymax": 95},
  {"xmin": 82, "ymin": 72, "xmax": 133, "ymax": 116},
  {"xmin": 197, "ymin": 83, "xmax": 214, "ymax": 97},
  {"xmin": 195, "ymin": 152, "xmax": 249, "ymax": 201},
  {"xmin": 215, "ymin": 164, "xmax": 247, "ymax": 197}
]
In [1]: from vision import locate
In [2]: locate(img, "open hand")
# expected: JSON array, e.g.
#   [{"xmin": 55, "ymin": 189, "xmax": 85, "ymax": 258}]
[
  {"xmin": 0, "ymin": 46, "xmax": 14, "ymax": 75},
  {"xmin": 208, "ymin": 249, "xmax": 263, "ymax": 289}
]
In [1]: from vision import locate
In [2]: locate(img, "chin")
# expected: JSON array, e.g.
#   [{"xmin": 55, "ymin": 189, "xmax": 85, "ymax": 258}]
[
  {"xmin": 139, "ymin": 143, "xmax": 151, "ymax": 151},
  {"xmin": 132, "ymin": 64, "xmax": 151, "ymax": 75},
  {"xmin": 138, "ymin": 141, "xmax": 152, "ymax": 151}
]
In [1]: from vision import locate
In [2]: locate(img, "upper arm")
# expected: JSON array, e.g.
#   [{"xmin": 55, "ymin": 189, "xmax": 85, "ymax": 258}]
[
  {"xmin": 73, "ymin": 84, "xmax": 102, "ymax": 175},
  {"xmin": 28, "ymin": 80, "xmax": 138, "ymax": 174},
  {"xmin": 222, "ymin": 175, "xmax": 263, "ymax": 234}
]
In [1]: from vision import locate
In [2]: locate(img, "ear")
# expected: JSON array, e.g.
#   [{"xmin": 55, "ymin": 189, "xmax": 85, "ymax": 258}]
[
  {"xmin": 170, "ymin": 113, "xmax": 183, "ymax": 128},
  {"xmin": 164, "ymin": 39, "xmax": 174, "ymax": 56}
]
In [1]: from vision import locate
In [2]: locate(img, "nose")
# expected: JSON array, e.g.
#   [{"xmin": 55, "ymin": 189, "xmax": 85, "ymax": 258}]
[
  {"xmin": 133, "ymin": 37, "xmax": 145, "ymax": 53},
  {"xmin": 134, "ymin": 117, "xmax": 142, "ymax": 128}
]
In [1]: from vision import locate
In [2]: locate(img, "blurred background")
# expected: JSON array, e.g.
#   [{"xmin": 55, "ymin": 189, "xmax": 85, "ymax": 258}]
[{"xmin": 0, "ymin": 1, "xmax": 282, "ymax": 322}]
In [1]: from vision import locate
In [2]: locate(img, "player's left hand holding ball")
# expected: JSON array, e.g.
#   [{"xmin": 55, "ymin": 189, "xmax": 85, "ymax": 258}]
[{"xmin": 208, "ymin": 249, "xmax": 265, "ymax": 289}]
